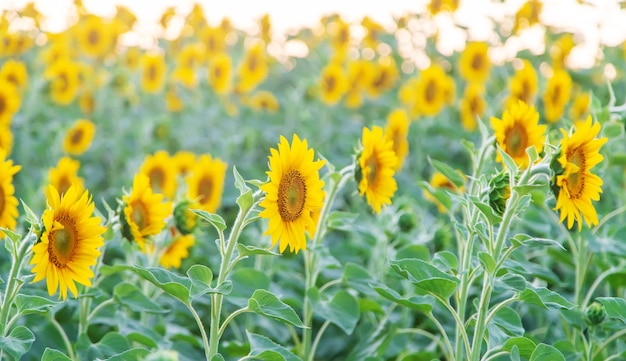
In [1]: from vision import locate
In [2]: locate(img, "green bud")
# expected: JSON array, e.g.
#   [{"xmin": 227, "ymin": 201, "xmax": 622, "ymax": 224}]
[
  {"xmin": 398, "ymin": 212, "xmax": 417, "ymax": 232},
  {"xmin": 118, "ymin": 204, "xmax": 134, "ymax": 243},
  {"xmin": 585, "ymin": 301, "xmax": 606, "ymax": 326},
  {"xmin": 488, "ymin": 171, "xmax": 511, "ymax": 217},
  {"xmin": 173, "ymin": 201, "xmax": 198, "ymax": 235}
]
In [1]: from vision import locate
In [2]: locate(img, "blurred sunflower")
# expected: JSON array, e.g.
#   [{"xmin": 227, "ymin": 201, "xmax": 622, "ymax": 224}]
[
  {"xmin": 330, "ymin": 18, "xmax": 350, "ymax": 53},
  {"xmin": 208, "ymin": 53, "xmax": 232, "ymax": 95},
  {"xmin": 514, "ymin": 0, "xmax": 543, "ymax": 33},
  {"xmin": 0, "ymin": 150, "xmax": 21, "ymax": 235},
  {"xmin": 357, "ymin": 126, "xmax": 398, "ymax": 213},
  {"xmin": 543, "ymin": 69, "xmax": 572, "ymax": 123},
  {"xmin": 0, "ymin": 125, "xmax": 13, "ymax": 154},
  {"xmin": 551, "ymin": 33, "xmax": 575, "ymax": 69},
  {"xmin": 424, "ymin": 172, "xmax": 464, "ymax": 213},
  {"xmin": 366, "ymin": 57, "xmax": 398, "ymax": 98},
  {"xmin": 174, "ymin": 151, "xmax": 196, "ymax": 176},
  {"xmin": 0, "ymin": 80, "xmax": 21, "ymax": 125},
  {"xmin": 159, "ymin": 6, "xmax": 176, "ymax": 29},
  {"xmin": 30, "ymin": 185, "xmax": 105, "ymax": 300},
  {"xmin": 459, "ymin": 42, "xmax": 491, "ymax": 83},
  {"xmin": 0, "ymin": 60, "xmax": 28, "ymax": 90},
  {"xmin": 48, "ymin": 157, "xmax": 84, "ymax": 196},
  {"xmin": 554, "ymin": 116, "xmax": 607, "ymax": 230},
  {"xmin": 45, "ymin": 58, "xmax": 80, "ymax": 105},
  {"xmin": 460, "ymin": 83, "xmax": 486, "ymax": 132},
  {"xmin": 186, "ymin": 154, "xmax": 227, "ymax": 213},
  {"xmin": 79, "ymin": 90, "xmax": 95, "ymax": 115},
  {"xmin": 159, "ymin": 234, "xmax": 195, "ymax": 269},
  {"xmin": 506, "ymin": 59, "xmax": 538, "ymax": 108},
  {"xmin": 237, "ymin": 42, "xmax": 268, "ymax": 93},
  {"xmin": 247, "ymin": 91, "xmax": 280, "ymax": 112},
  {"xmin": 141, "ymin": 53, "xmax": 166, "ymax": 94},
  {"xmin": 361, "ymin": 16, "xmax": 384, "ymax": 49},
  {"xmin": 384, "ymin": 109, "xmax": 410, "ymax": 171},
  {"xmin": 177, "ymin": 43, "xmax": 204, "ymax": 69},
  {"xmin": 345, "ymin": 60, "xmax": 374, "ymax": 109},
  {"xmin": 428, "ymin": 0, "xmax": 460, "ymax": 15},
  {"xmin": 260, "ymin": 14, "xmax": 272, "ymax": 43},
  {"xmin": 569, "ymin": 91, "xmax": 591, "ymax": 121},
  {"xmin": 165, "ymin": 86, "xmax": 184, "ymax": 112},
  {"xmin": 140, "ymin": 150, "xmax": 177, "ymax": 199},
  {"xmin": 414, "ymin": 64, "xmax": 450, "ymax": 117},
  {"xmin": 63, "ymin": 119, "xmax": 96, "ymax": 155},
  {"xmin": 259, "ymin": 134, "xmax": 326, "ymax": 254},
  {"xmin": 319, "ymin": 63, "xmax": 348, "ymax": 105},
  {"xmin": 76, "ymin": 15, "xmax": 113, "ymax": 58},
  {"xmin": 123, "ymin": 47, "xmax": 141, "ymax": 70},
  {"xmin": 200, "ymin": 26, "xmax": 226, "ymax": 58},
  {"xmin": 491, "ymin": 100, "xmax": 546, "ymax": 169},
  {"xmin": 172, "ymin": 66, "xmax": 197, "ymax": 89},
  {"xmin": 120, "ymin": 174, "xmax": 172, "ymax": 250}
]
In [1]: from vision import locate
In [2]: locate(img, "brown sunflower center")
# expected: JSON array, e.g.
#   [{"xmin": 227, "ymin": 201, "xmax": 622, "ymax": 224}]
[
  {"xmin": 471, "ymin": 53, "xmax": 484, "ymax": 71},
  {"xmin": 521, "ymin": 79, "xmax": 531, "ymax": 103},
  {"xmin": 373, "ymin": 71, "xmax": 387, "ymax": 89},
  {"xmin": 208, "ymin": 36, "xmax": 216, "ymax": 53},
  {"xmin": 148, "ymin": 168, "xmax": 165, "ymax": 193},
  {"xmin": 425, "ymin": 79, "xmax": 437, "ymax": 104},
  {"xmin": 6, "ymin": 74, "xmax": 17, "ymax": 86},
  {"xmin": 48, "ymin": 218, "xmax": 78, "ymax": 267},
  {"xmin": 57, "ymin": 72, "xmax": 69, "ymax": 93},
  {"xmin": 504, "ymin": 122, "xmax": 528, "ymax": 157},
  {"xmin": 197, "ymin": 176, "xmax": 213, "ymax": 204},
  {"xmin": 214, "ymin": 65, "xmax": 222, "ymax": 79},
  {"xmin": 131, "ymin": 201, "xmax": 149, "ymax": 229},
  {"xmin": 469, "ymin": 95, "xmax": 479, "ymax": 114},
  {"xmin": 147, "ymin": 63, "xmax": 157, "ymax": 81},
  {"xmin": 551, "ymin": 84, "xmax": 561, "ymax": 105},
  {"xmin": 57, "ymin": 175, "xmax": 71, "ymax": 195},
  {"xmin": 88, "ymin": 29, "xmax": 100, "ymax": 46},
  {"xmin": 277, "ymin": 170, "xmax": 307, "ymax": 222},
  {"xmin": 71, "ymin": 128, "xmax": 84, "ymax": 145},
  {"xmin": 566, "ymin": 147, "xmax": 586, "ymax": 198},
  {"xmin": 247, "ymin": 54, "xmax": 258, "ymax": 72},
  {"xmin": 338, "ymin": 27, "xmax": 348, "ymax": 44},
  {"xmin": 324, "ymin": 74, "xmax": 336, "ymax": 93},
  {"xmin": 0, "ymin": 94, "xmax": 5, "ymax": 115},
  {"xmin": 366, "ymin": 155, "xmax": 379, "ymax": 185}
]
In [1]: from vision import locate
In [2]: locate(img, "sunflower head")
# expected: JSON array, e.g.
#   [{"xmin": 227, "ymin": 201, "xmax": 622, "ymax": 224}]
[
  {"xmin": 459, "ymin": 42, "xmax": 491, "ymax": 83},
  {"xmin": 319, "ymin": 63, "xmax": 348, "ymax": 105},
  {"xmin": 48, "ymin": 157, "xmax": 84, "ymax": 196},
  {"xmin": 186, "ymin": 154, "xmax": 228, "ymax": 213},
  {"xmin": 63, "ymin": 119, "xmax": 96, "ymax": 155},
  {"xmin": 208, "ymin": 53, "xmax": 233, "ymax": 95},
  {"xmin": 357, "ymin": 126, "xmax": 398, "ymax": 213},
  {"xmin": 173, "ymin": 200, "xmax": 198, "ymax": 235},
  {"xmin": 0, "ymin": 150, "xmax": 21, "ymax": 235},
  {"xmin": 384, "ymin": 109, "xmax": 410, "ymax": 171},
  {"xmin": 159, "ymin": 234, "xmax": 195, "ymax": 269}
]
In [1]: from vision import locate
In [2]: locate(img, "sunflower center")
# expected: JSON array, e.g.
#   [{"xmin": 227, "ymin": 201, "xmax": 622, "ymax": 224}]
[
  {"xmin": 88, "ymin": 29, "xmax": 100, "ymax": 46},
  {"xmin": 469, "ymin": 95, "xmax": 479, "ymax": 114},
  {"xmin": 48, "ymin": 219, "xmax": 78, "ymax": 267},
  {"xmin": 6, "ymin": 74, "xmax": 17, "ymax": 86},
  {"xmin": 71, "ymin": 128, "xmax": 84, "ymax": 145},
  {"xmin": 197, "ymin": 176, "xmax": 213, "ymax": 203},
  {"xmin": 58, "ymin": 175, "xmax": 71, "ymax": 195},
  {"xmin": 247, "ymin": 54, "xmax": 258, "ymax": 72},
  {"xmin": 366, "ymin": 155, "xmax": 379, "ymax": 185},
  {"xmin": 148, "ymin": 168, "xmax": 165, "ymax": 193},
  {"xmin": 147, "ymin": 64, "xmax": 156, "ymax": 81},
  {"xmin": 277, "ymin": 170, "xmax": 307, "ymax": 222},
  {"xmin": 58, "ymin": 72, "xmax": 69, "ymax": 92},
  {"xmin": 373, "ymin": 71, "xmax": 387, "ymax": 89},
  {"xmin": 131, "ymin": 201, "xmax": 149, "ymax": 229},
  {"xmin": 208, "ymin": 36, "xmax": 216, "ymax": 52},
  {"xmin": 504, "ymin": 122, "xmax": 528, "ymax": 157},
  {"xmin": 0, "ymin": 94, "xmax": 5, "ymax": 115},
  {"xmin": 566, "ymin": 147, "xmax": 586, "ymax": 198},
  {"xmin": 338, "ymin": 27, "xmax": 348, "ymax": 44},
  {"xmin": 324, "ymin": 74, "xmax": 336, "ymax": 93},
  {"xmin": 521, "ymin": 79, "xmax": 531, "ymax": 103},
  {"xmin": 425, "ymin": 79, "xmax": 436, "ymax": 103},
  {"xmin": 214, "ymin": 65, "xmax": 222, "ymax": 79},
  {"xmin": 471, "ymin": 53, "xmax": 483, "ymax": 71},
  {"xmin": 551, "ymin": 84, "xmax": 561, "ymax": 105}
]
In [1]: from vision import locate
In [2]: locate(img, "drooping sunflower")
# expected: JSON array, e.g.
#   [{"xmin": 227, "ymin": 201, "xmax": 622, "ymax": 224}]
[
  {"xmin": 159, "ymin": 234, "xmax": 195, "ymax": 269},
  {"xmin": 543, "ymin": 69, "xmax": 572, "ymax": 123},
  {"xmin": 186, "ymin": 154, "xmax": 227, "ymax": 213},
  {"xmin": 141, "ymin": 53, "xmax": 166, "ymax": 94},
  {"xmin": 45, "ymin": 58, "xmax": 80, "ymax": 106},
  {"xmin": 319, "ymin": 63, "xmax": 348, "ymax": 105},
  {"xmin": 63, "ymin": 119, "xmax": 96, "ymax": 155},
  {"xmin": 506, "ymin": 59, "xmax": 538, "ymax": 108},
  {"xmin": 48, "ymin": 157, "xmax": 84, "ymax": 196},
  {"xmin": 0, "ymin": 59, "xmax": 28, "ymax": 90},
  {"xmin": 460, "ymin": 83, "xmax": 486, "ymax": 132},
  {"xmin": 0, "ymin": 125, "xmax": 13, "ymax": 154},
  {"xmin": 491, "ymin": 100, "xmax": 547, "ymax": 169},
  {"xmin": 30, "ymin": 185, "xmax": 105, "ymax": 300},
  {"xmin": 120, "ymin": 174, "xmax": 172, "ymax": 250},
  {"xmin": 0, "ymin": 80, "xmax": 20, "ymax": 126},
  {"xmin": 247, "ymin": 91, "xmax": 280, "ymax": 112},
  {"xmin": 237, "ymin": 42, "xmax": 268, "ymax": 93},
  {"xmin": 0, "ymin": 150, "xmax": 21, "ymax": 234},
  {"xmin": 139, "ymin": 150, "xmax": 177, "ymax": 199},
  {"xmin": 459, "ymin": 42, "xmax": 491, "ymax": 83},
  {"xmin": 357, "ymin": 126, "xmax": 398, "ymax": 213},
  {"xmin": 554, "ymin": 116, "xmax": 607, "ymax": 230},
  {"xmin": 384, "ymin": 109, "xmax": 410, "ymax": 171},
  {"xmin": 259, "ymin": 135, "xmax": 326, "ymax": 254},
  {"xmin": 208, "ymin": 53, "xmax": 232, "ymax": 95}
]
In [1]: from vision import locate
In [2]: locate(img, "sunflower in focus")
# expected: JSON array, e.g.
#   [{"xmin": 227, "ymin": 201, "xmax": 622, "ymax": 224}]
[
  {"xmin": 247, "ymin": 91, "xmax": 280, "ymax": 112},
  {"xmin": 30, "ymin": 185, "xmax": 105, "ymax": 300},
  {"xmin": 384, "ymin": 109, "xmax": 410, "ymax": 171},
  {"xmin": 186, "ymin": 154, "xmax": 227, "ymax": 213},
  {"xmin": 0, "ymin": 60, "xmax": 28, "ymax": 90},
  {"xmin": 0, "ymin": 150, "xmax": 21, "ymax": 234},
  {"xmin": 569, "ymin": 91, "xmax": 591, "ymax": 121},
  {"xmin": 506, "ymin": 59, "xmax": 538, "ymax": 108},
  {"xmin": 63, "ymin": 119, "xmax": 96, "ymax": 155},
  {"xmin": 76, "ymin": 15, "xmax": 114, "ymax": 58},
  {"xmin": 491, "ymin": 100, "xmax": 546, "ymax": 169},
  {"xmin": 424, "ymin": 171, "xmax": 464, "ymax": 213},
  {"xmin": 554, "ymin": 116, "xmax": 607, "ymax": 230},
  {"xmin": 237, "ymin": 42, "xmax": 268, "ymax": 93},
  {"xmin": 159, "ymin": 234, "xmax": 195, "ymax": 269},
  {"xmin": 0, "ymin": 125, "xmax": 13, "ymax": 154},
  {"xmin": 460, "ymin": 83, "xmax": 486, "ymax": 132},
  {"xmin": 459, "ymin": 42, "xmax": 491, "ymax": 83},
  {"xmin": 139, "ymin": 151, "xmax": 177, "ymax": 199},
  {"xmin": 48, "ymin": 157, "xmax": 84, "ymax": 196},
  {"xmin": 319, "ymin": 63, "xmax": 348, "ymax": 105},
  {"xmin": 543, "ymin": 69, "xmax": 572, "ymax": 123},
  {"xmin": 121, "ymin": 174, "xmax": 172, "ymax": 250},
  {"xmin": 141, "ymin": 53, "xmax": 166, "ymax": 94},
  {"xmin": 357, "ymin": 126, "xmax": 398, "ymax": 213},
  {"xmin": 208, "ymin": 53, "xmax": 232, "ymax": 95},
  {"xmin": 0, "ymin": 80, "xmax": 21, "ymax": 125},
  {"xmin": 259, "ymin": 135, "xmax": 326, "ymax": 254},
  {"xmin": 45, "ymin": 58, "xmax": 80, "ymax": 105}
]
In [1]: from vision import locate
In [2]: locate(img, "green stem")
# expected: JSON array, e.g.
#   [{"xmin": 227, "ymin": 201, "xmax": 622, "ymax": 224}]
[
  {"xmin": 582, "ymin": 265, "xmax": 626, "ymax": 308},
  {"xmin": 426, "ymin": 312, "xmax": 455, "ymax": 361},
  {"xmin": 470, "ymin": 277, "xmax": 492, "ymax": 361},
  {"xmin": 87, "ymin": 298, "xmax": 115, "ymax": 323},
  {"xmin": 0, "ymin": 234, "xmax": 32, "ymax": 336},
  {"xmin": 308, "ymin": 320, "xmax": 330, "ymax": 361},
  {"xmin": 189, "ymin": 303, "xmax": 211, "ymax": 361},
  {"xmin": 485, "ymin": 296, "xmax": 517, "ymax": 325},
  {"xmin": 482, "ymin": 351, "xmax": 510, "ymax": 361},
  {"xmin": 592, "ymin": 328, "xmax": 626, "ymax": 358},
  {"xmin": 49, "ymin": 313, "xmax": 77, "ymax": 360},
  {"xmin": 217, "ymin": 307, "xmax": 250, "ymax": 339},
  {"xmin": 434, "ymin": 294, "xmax": 471, "ymax": 356}
]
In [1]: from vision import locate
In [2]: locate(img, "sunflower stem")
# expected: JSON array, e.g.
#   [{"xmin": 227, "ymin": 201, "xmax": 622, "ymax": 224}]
[{"xmin": 0, "ymin": 232, "xmax": 33, "ymax": 337}]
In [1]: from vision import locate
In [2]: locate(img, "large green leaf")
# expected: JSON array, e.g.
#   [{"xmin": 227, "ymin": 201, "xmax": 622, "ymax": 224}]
[
  {"xmin": 327, "ymin": 211, "xmax": 360, "ymax": 231},
  {"xmin": 308, "ymin": 288, "xmax": 360, "ymax": 335},
  {"xmin": 0, "ymin": 326, "xmax": 35, "ymax": 359},
  {"xmin": 192, "ymin": 209, "xmax": 227, "ymax": 232},
  {"xmin": 597, "ymin": 297, "xmax": 626, "ymax": 323},
  {"xmin": 529, "ymin": 344, "xmax": 565, "ymax": 361},
  {"xmin": 14, "ymin": 294, "xmax": 58, "ymax": 316},
  {"xmin": 390, "ymin": 259, "xmax": 459, "ymax": 299},
  {"xmin": 86, "ymin": 332, "xmax": 131, "ymax": 360},
  {"xmin": 228, "ymin": 268, "xmax": 272, "ymax": 308},
  {"xmin": 41, "ymin": 348, "xmax": 72, "ymax": 361},
  {"xmin": 243, "ymin": 332, "xmax": 300, "ymax": 361},
  {"xmin": 519, "ymin": 286, "xmax": 574, "ymax": 310},
  {"xmin": 342, "ymin": 263, "xmax": 378, "ymax": 296},
  {"xmin": 104, "ymin": 348, "xmax": 151, "ymax": 361},
  {"xmin": 502, "ymin": 337, "xmax": 537, "ymax": 359},
  {"xmin": 113, "ymin": 282, "xmax": 166, "ymax": 314},
  {"xmin": 186, "ymin": 264, "xmax": 230, "ymax": 297},
  {"xmin": 373, "ymin": 285, "xmax": 434, "ymax": 313},
  {"xmin": 248, "ymin": 289, "xmax": 304, "ymax": 328}
]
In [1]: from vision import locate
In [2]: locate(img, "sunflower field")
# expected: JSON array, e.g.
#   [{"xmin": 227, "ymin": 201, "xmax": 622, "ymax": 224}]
[{"xmin": 1, "ymin": 0, "xmax": 626, "ymax": 360}]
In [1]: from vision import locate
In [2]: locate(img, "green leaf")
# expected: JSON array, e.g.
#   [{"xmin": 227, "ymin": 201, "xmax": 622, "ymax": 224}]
[
  {"xmin": 432, "ymin": 251, "xmax": 458, "ymax": 272},
  {"xmin": 0, "ymin": 227, "xmax": 21, "ymax": 243},
  {"xmin": 419, "ymin": 181, "xmax": 451, "ymax": 210},
  {"xmin": 519, "ymin": 286, "xmax": 574, "ymax": 310},
  {"xmin": 309, "ymin": 288, "xmax": 360, "ymax": 334},
  {"xmin": 327, "ymin": 211, "xmax": 360, "ymax": 231},
  {"xmin": 244, "ymin": 331, "xmax": 300, "ymax": 361},
  {"xmin": 104, "ymin": 348, "xmax": 151, "ymax": 361},
  {"xmin": 390, "ymin": 259, "xmax": 460, "ymax": 299},
  {"xmin": 86, "ymin": 333, "xmax": 131, "ymax": 360},
  {"xmin": 478, "ymin": 252, "xmax": 496, "ymax": 274},
  {"xmin": 497, "ymin": 144, "xmax": 519, "ymax": 172},
  {"xmin": 237, "ymin": 244, "xmax": 280, "ymax": 257},
  {"xmin": 499, "ymin": 274, "xmax": 526, "ymax": 292},
  {"xmin": 510, "ymin": 234, "xmax": 564, "ymax": 250},
  {"xmin": 396, "ymin": 245, "xmax": 431, "ymax": 261},
  {"xmin": 41, "ymin": 348, "xmax": 72, "ymax": 361},
  {"xmin": 493, "ymin": 306, "xmax": 524, "ymax": 336},
  {"xmin": 0, "ymin": 325, "xmax": 35, "ymax": 359},
  {"xmin": 429, "ymin": 158, "xmax": 465, "ymax": 187},
  {"xmin": 21, "ymin": 200, "xmax": 40, "ymax": 228},
  {"xmin": 470, "ymin": 196, "xmax": 502, "ymax": 224},
  {"xmin": 228, "ymin": 268, "xmax": 271, "ymax": 308},
  {"xmin": 211, "ymin": 354, "xmax": 226, "ymax": 361},
  {"xmin": 192, "ymin": 209, "xmax": 227, "ymax": 232},
  {"xmin": 186, "ymin": 264, "xmax": 229, "ymax": 297},
  {"xmin": 113, "ymin": 282, "xmax": 166, "ymax": 314},
  {"xmin": 597, "ymin": 297, "xmax": 626, "ymax": 323},
  {"xmin": 502, "ymin": 337, "xmax": 536, "ymax": 359},
  {"xmin": 603, "ymin": 120, "xmax": 623, "ymax": 138},
  {"xmin": 248, "ymin": 289, "xmax": 304, "ymax": 328},
  {"xmin": 529, "ymin": 343, "xmax": 565, "ymax": 361},
  {"xmin": 373, "ymin": 285, "xmax": 434, "ymax": 313},
  {"xmin": 342, "ymin": 263, "xmax": 378, "ymax": 296},
  {"xmin": 14, "ymin": 294, "xmax": 58, "ymax": 316},
  {"xmin": 233, "ymin": 166, "xmax": 251, "ymax": 194}
]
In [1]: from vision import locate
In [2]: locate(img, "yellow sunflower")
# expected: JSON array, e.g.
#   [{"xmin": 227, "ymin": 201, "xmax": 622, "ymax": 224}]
[
  {"xmin": 0, "ymin": 59, "xmax": 28, "ymax": 90},
  {"xmin": 177, "ymin": 43, "xmax": 204, "ymax": 69},
  {"xmin": 172, "ymin": 66, "xmax": 197, "ymax": 89},
  {"xmin": 45, "ymin": 58, "xmax": 80, "ymax": 106},
  {"xmin": 424, "ymin": 172, "xmax": 464, "ymax": 213},
  {"xmin": 319, "ymin": 63, "xmax": 348, "ymax": 105},
  {"xmin": 569, "ymin": 91, "xmax": 591, "ymax": 121},
  {"xmin": 428, "ymin": 0, "xmax": 460, "ymax": 15},
  {"xmin": 174, "ymin": 151, "xmax": 196, "ymax": 176},
  {"xmin": 357, "ymin": 126, "xmax": 398, "ymax": 213},
  {"xmin": 79, "ymin": 90, "xmax": 95, "ymax": 115},
  {"xmin": 63, "ymin": 119, "xmax": 96, "ymax": 155},
  {"xmin": 159, "ymin": 234, "xmax": 195, "ymax": 269},
  {"xmin": 0, "ymin": 80, "xmax": 20, "ymax": 126},
  {"xmin": 208, "ymin": 53, "xmax": 232, "ymax": 95},
  {"xmin": 554, "ymin": 116, "xmax": 607, "ymax": 230},
  {"xmin": 0, "ymin": 150, "xmax": 21, "ymax": 234},
  {"xmin": 330, "ymin": 18, "xmax": 350, "ymax": 53},
  {"xmin": 186, "ymin": 154, "xmax": 227, "ymax": 213},
  {"xmin": 0, "ymin": 125, "xmax": 13, "ymax": 154},
  {"xmin": 259, "ymin": 135, "xmax": 326, "ymax": 254},
  {"xmin": 30, "ymin": 185, "xmax": 105, "ymax": 300},
  {"xmin": 459, "ymin": 42, "xmax": 491, "ymax": 83},
  {"xmin": 514, "ymin": 0, "xmax": 543, "ymax": 33},
  {"xmin": 260, "ymin": 14, "xmax": 272, "ymax": 44},
  {"xmin": 384, "ymin": 109, "xmax": 410, "ymax": 171},
  {"xmin": 48, "ymin": 157, "xmax": 84, "ymax": 196},
  {"xmin": 491, "ymin": 100, "xmax": 546, "ymax": 169},
  {"xmin": 506, "ymin": 59, "xmax": 538, "ymax": 108},
  {"xmin": 121, "ymin": 174, "xmax": 172, "ymax": 250},
  {"xmin": 139, "ymin": 150, "xmax": 177, "ymax": 199},
  {"xmin": 345, "ymin": 60, "xmax": 374, "ymax": 109},
  {"xmin": 366, "ymin": 57, "xmax": 398, "ymax": 98},
  {"xmin": 543, "ymin": 69, "xmax": 572, "ymax": 123},
  {"xmin": 141, "ymin": 53, "xmax": 166, "ymax": 94},
  {"xmin": 123, "ymin": 47, "xmax": 141, "ymax": 71},
  {"xmin": 247, "ymin": 91, "xmax": 280, "ymax": 112},
  {"xmin": 165, "ymin": 87, "xmax": 184, "ymax": 113},
  {"xmin": 414, "ymin": 64, "xmax": 449, "ymax": 117},
  {"xmin": 200, "ymin": 26, "xmax": 226, "ymax": 59},
  {"xmin": 159, "ymin": 6, "xmax": 176, "ymax": 28},
  {"xmin": 76, "ymin": 15, "xmax": 113, "ymax": 58},
  {"xmin": 237, "ymin": 42, "xmax": 268, "ymax": 93},
  {"xmin": 460, "ymin": 83, "xmax": 486, "ymax": 132},
  {"xmin": 361, "ymin": 16, "xmax": 384, "ymax": 49}
]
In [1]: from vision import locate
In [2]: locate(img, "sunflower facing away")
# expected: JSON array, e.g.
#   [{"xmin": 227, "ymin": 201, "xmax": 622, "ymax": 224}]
[
  {"xmin": 48, "ymin": 157, "xmax": 84, "ymax": 196},
  {"xmin": 63, "ymin": 119, "xmax": 96, "ymax": 155},
  {"xmin": 186, "ymin": 154, "xmax": 227, "ymax": 213},
  {"xmin": 491, "ymin": 100, "xmax": 547, "ymax": 169},
  {"xmin": 259, "ymin": 135, "xmax": 326, "ymax": 254},
  {"xmin": 159, "ymin": 234, "xmax": 195, "ymax": 269},
  {"xmin": 0, "ymin": 150, "xmax": 21, "ymax": 234},
  {"xmin": 357, "ymin": 126, "xmax": 398, "ymax": 213},
  {"xmin": 30, "ymin": 185, "xmax": 105, "ymax": 300},
  {"xmin": 554, "ymin": 116, "xmax": 607, "ymax": 230}
]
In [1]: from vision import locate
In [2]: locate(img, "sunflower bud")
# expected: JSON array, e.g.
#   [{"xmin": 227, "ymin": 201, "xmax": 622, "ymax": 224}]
[
  {"xmin": 398, "ymin": 212, "xmax": 417, "ymax": 232},
  {"xmin": 488, "ymin": 171, "xmax": 511, "ymax": 216},
  {"xmin": 118, "ymin": 203, "xmax": 134, "ymax": 242},
  {"xmin": 585, "ymin": 301, "xmax": 606, "ymax": 326},
  {"xmin": 173, "ymin": 200, "xmax": 198, "ymax": 235}
]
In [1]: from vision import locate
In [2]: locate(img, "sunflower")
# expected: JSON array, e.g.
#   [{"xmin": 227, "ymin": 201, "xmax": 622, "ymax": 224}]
[
  {"xmin": 459, "ymin": 42, "xmax": 491, "ymax": 83},
  {"xmin": 345, "ymin": 60, "xmax": 374, "ymax": 109},
  {"xmin": 139, "ymin": 150, "xmax": 177, "ymax": 199},
  {"xmin": 63, "ymin": 119, "xmax": 96, "ymax": 155},
  {"xmin": 424, "ymin": 172, "xmax": 464, "ymax": 213},
  {"xmin": 174, "ymin": 151, "xmax": 196, "ymax": 176},
  {"xmin": 0, "ymin": 80, "xmax": 20, "ymax": 126},
  {"xmin": 414, "ymin": 64, "xmax": 450, "ymax": 117},
  {"xmin": 247, "ymin": 91, "xmax": 280, "ymax": 112},
  {"xmin": 45, "ymin": 58, "xmax": 80, "ymax": 106},
  {"xmin": 319, "ymin": 63, "xmax": 348, "ymax": 105},
  {"xmin": 361, "ymin": 16, "xmax": 384, "ymax": 49},
  {"xmin": 554, "ymin": 116, "xmax": 607, "ymax": 230},
  {"xmin": 208, "ymin": 53, "xmax": 232, "ymax": 95},
  {"xmin": 48, "ymin": 157, "xmax": 84, "ymax": 196},
  {"xmin": 165, "ymin": 87, "xmax": 184, "ymax": 112},
  {"xmin": 0, "ymin": 125, "xmax": 13, "ymax": 154},
  {"xmin": 200, "ymin": 26, "xmax": 226, "ymax": 58},
  {"xmin": 491, "ymin": 100, "xmax": 547, "ymax": 169},
  {"xmin": 0, "ymin": 59, "xmax": 28, "ymax": 90},
  {"xmin": 159, "ymin": 6, "xmax": 176, "ymax": 28},
  {"xmin": 172, "ymin": 66, "xmax": 197, "ymax": 89},
  {"xmin": 186, "ymin": 154, "xmax": 227, "ymax": 213},
  {"xmin": 121, "ymin": 174, "xmax": 172, "ymax": 250},
  {"xmin": 506, "ymin": 59, "xmax": 538, "ymax": 108},
  {"xmin": 330, "ymin": 18, "xmax": 350, "ymax": 53},
  {"xmin": 76, "ymin": 15, "xmax": 113, "ymax": 58},
  {"xmin": 357, "ymin": 126, "xmax": 398, "ymax": 213},
  {"xmin": 177, "ymin": 43, "xmax": 204, "ymax": 69},
  {"xmin": 384, "ymin": 109, "xmax": 410, "ymax": 171},
  {"xmin": 123, "ymin": 47, "xmax": 141, "ymax": 70},
  {"xmin": 543, "ymin": 69, "xmax": 572, "ymax": 123},
  {"xmin": 365, "ymin": 57, "xmax": 398, "ymax": 98},
  {"xmin": 30, "ymin": 185, "xmax": 105, "ymax": 300},
  {"xmin": 141, "ymin": 53, "xmax": 166, "ymax": 94},
  {"xmin": 460, "ymin": 83, "xmax": 486, "ymax": 131},
  {"xmin": 514, "ymin": 0, "xmax": 543, "ymax": 33},
  {"xmin": 0, "ymin": 150, "xmax": 21, "ymax": 235},
  {"xmin": 159, "ymin": 234, "xmax": 195, "ymax": 269},
  {"xmin": 428, "ymin": 0, "xmax": 460, "ymax": 15},
  {"xmin": 237, "ymin": 42, "xmax": 268, "ymax": 93},
  {"xmin": 551, "ymin": 33, "xmax": 575, "ymax": 69},
  {"xmin": 569, "ymin": 91, "xmax": 591, "ymax": 121},
  {"xmin": 79, "ymin": 90, "xmax": 95, "ymax": 115},
  {"xmin": 259, "ymin": 135, "xmax": 326, "ymax": 254}
]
